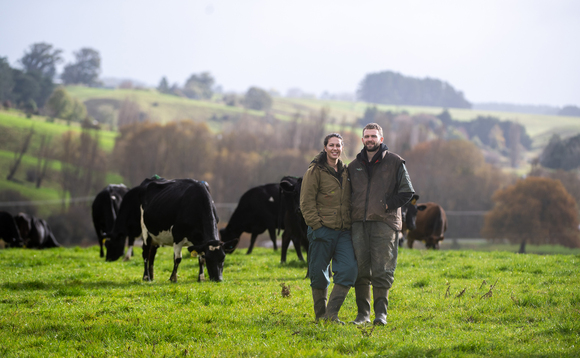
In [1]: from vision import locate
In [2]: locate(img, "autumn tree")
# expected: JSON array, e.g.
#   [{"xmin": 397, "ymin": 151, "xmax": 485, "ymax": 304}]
[
  {"xmin": 59, "ymin": 128, "xmax": 107, "ymax": 211},
  {"xmin": 482, "ymin": 177, "xmax": 580, "ymax": 253},
  {"xmin": 403, "ymin": 139, "xmax": 510, "ymax": 211},
  {"xmin": 113, "ymin": 121, "xmax": 215, "ymax": 186}
]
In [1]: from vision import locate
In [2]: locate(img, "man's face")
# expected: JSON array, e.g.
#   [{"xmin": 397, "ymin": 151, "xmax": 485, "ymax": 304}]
[{"xmin": 362, "ymin": 129, "xmax": 383, "ymax": 152}]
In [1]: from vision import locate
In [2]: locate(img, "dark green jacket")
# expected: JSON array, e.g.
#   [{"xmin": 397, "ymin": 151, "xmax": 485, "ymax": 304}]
[
  {"xmin": 300, "ymin": 151, "xmax": 352, "ymax": 231},
  {"xmin": 348, "ymin": 145, "xmax": 413, "ymax": 231}
]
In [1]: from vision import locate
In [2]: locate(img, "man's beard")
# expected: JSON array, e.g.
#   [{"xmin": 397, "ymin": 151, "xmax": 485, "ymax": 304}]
[{"xmin": 365, "ymin": 142, "xmax": 380, "ymax": 152}]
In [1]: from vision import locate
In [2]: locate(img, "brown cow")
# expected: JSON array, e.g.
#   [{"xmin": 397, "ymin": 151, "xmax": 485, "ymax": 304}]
[{"xmin": 401, "ymin": 196, "xmax": 447, "ymax": 249}]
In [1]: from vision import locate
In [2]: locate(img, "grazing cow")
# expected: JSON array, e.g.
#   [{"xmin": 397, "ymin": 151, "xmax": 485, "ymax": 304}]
[
  {"xmin": 220, "ymin": 183, "xmax": 282, "ymax": 254},
  {"xmin": 140, "ymin": 178, "xmax": 238, "ymax": 282},
  {"xmin": 14, "ymin": 213, "xmax": 60, "ymax": 248},
  {"xmin": 401, "ymin": 195, "xmax": 447, "ymax": 249},
  {"xmin": 279, "ymin": 176, "xmax": 309, "ymax": 264},
  {"xmin": 0, "ymin": 211, "xmax": 24, "ymax": 248},
  {"xmin": 92, "ymin": 184, "xmax": 130, "ymax": 259}
]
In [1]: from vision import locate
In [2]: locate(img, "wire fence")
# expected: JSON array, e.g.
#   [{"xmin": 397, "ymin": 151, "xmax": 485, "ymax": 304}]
[{"xmin": 0, "ymin": 199, "xmax": 488, "ymax": 238}]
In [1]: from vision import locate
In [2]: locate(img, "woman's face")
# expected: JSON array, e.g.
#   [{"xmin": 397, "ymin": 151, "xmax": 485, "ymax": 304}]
[{"xmin": 325, "ymin": 137, "xmax": 343, "ymax": 161}]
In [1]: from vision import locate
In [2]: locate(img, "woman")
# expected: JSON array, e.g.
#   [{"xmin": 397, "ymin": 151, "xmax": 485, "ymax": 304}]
[{"xmin": 299, "ymin": 133, "xmax": 358, "ymax": 324}]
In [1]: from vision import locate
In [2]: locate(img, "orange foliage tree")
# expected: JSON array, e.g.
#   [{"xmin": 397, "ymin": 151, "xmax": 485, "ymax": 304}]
[
  {"xmin": 402, "ymin": 139, "xmax": 510, "ymax": 211},
  {"xmin": 482, "ymin": 177, "xmax": 580, "ymax": 252}
]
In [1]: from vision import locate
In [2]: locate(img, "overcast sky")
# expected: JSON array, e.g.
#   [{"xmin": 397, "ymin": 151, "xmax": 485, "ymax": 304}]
[{"xmin": 2, "ymin": 0, "xmax": 579, "ymax": 107}]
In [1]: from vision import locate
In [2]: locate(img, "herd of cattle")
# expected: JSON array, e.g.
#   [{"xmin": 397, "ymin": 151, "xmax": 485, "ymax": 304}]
[{"xmin": 0, "ymin": 175, "xmax": 447, "ymax": 283}]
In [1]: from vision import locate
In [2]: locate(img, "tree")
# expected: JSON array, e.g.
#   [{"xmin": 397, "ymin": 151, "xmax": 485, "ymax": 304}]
[
  {"xmin": 558, "ymin": 105, "xmax": 580, "ymax": 117},
  {"xmin": 6, "ymin": 125, "xmax": 35, "ymax": 181},
  {"xmin": 357, "ymin": 70, "xmax": 471, "ymax": 108},
  {"xmin": 539, "ymin": 134, "xmax": 580, "ymax": 171},
  {"xmin": 183, "ymin": 72, "xmax": 214, "ymax": 99},
  {"xmin": 46, "ymin": 86, "xmax": 73, "ymax": 119},
  {"xmin": 482, "ymin": 177, "xmax": 580, "ymax": 253},
  {"xmin": 243, "ymin": 86, "xmax": 273, "ymax": 111},
  {"xmin": 0, "ymin": 57, "xmax": 14, "ymax": 102},
  {"xmin": 403, "ymin": 139, "xmax": 510, "ymax": 212},
  {"xmin": 157, "ymin": 77, "xmax": 170, "ymax": 94},
  {"xmin": 61, "ymin": 48, "xmax": 101, "ymax": 86},
  {"xmin": 19, "ymin": 42, "xmax": 62, "ymax": 79}
]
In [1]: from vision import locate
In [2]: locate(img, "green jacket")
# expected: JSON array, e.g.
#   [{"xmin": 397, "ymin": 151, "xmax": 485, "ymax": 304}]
[
  {"xmin": 348, "ymin": 145, "xmax": 410, "ymax": 231},
  {"xmin": 299, "ymin": 151, "xmax": 352, "ymax": 231}
]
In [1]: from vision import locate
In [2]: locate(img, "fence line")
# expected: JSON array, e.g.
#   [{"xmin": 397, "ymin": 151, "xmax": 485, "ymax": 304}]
[{"xmin": 0, "ymin": 198, "xmax": 488, "ymax": 216}]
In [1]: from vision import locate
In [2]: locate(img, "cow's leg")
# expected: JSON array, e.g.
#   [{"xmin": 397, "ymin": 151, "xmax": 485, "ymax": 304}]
[
  {"xmin": 123, "ymin": 235, "xmax": 135, "ymax": 261},
  {"xmin": 148, "ymin": 245, "xmax": 158, "ymax": 280},
  {"xmin": 281, "ymin": 231, "xmax": 290, "ymax": 263},
  {"xmin": 198, "ymin": 256, "xmax": 206, "ymax": 282},
  {"xmin": 407, "ymin": 238, "xmax": 414, "ymax": 249},
  {"xmin": 247, "ymin": 232, "xmax": 258, "ymax": 255},
  {"xmin": 143, "ymin": 242, "xmax": 158, "ymax": 281},
  {"xmin": 268, "ymin": 227, "xmax": 278, "ymax": 251},
  {"xmin": 292, "ymin": 234, "xmax": 305, "ymax": 261},
  {"xmin": 99, "ymin": 235, "xmax": 105, "ymax": 258},
  {"xmin": 170, "ymin": 244, "xmax": 184, "ymax": 282},
  {"xmin": 142, "ymin": 241, "xmax": 151, "ymax": 281}
]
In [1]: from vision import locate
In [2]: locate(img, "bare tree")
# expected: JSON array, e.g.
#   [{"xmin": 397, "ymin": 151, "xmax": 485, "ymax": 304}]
[
  {"xmin": 35, "ymin": 134, "xmax": 54, "ymax": 188},
  {"xmin": 6, "ymin": 125, "xmax": 35, "ymax": 181}
]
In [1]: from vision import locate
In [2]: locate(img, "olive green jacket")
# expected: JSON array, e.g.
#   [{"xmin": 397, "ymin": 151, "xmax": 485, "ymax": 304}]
[{"xmin": 299, "ymin": 151, "xmax": 352, "ymax": 231}]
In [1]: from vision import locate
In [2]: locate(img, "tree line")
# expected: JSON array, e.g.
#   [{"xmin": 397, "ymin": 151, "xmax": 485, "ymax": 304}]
[
  {"xmin": 357, "ymin": 70, "xmax": 472, "ymax": 109},
  {"xmin": 0, "ymin": 43, "xmax": 101, "ymax": 115}
]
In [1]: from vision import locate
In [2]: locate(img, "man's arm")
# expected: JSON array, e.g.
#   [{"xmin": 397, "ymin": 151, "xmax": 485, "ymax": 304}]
[{"xmin": 385, "ymin": 163, "xmax": 415, "ymax": 209}]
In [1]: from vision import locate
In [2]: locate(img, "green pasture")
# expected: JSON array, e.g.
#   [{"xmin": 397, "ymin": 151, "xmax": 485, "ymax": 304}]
[
  {"xmin": 0, "ymin": 246, "xmax": 578, "ymax": 357},
  {"xmin": 0, "ymin": 111, "xmax": 117, "ymax": 153},
  {"xmin": 66, "ymin": 86, "xmax": 267, "ymax": 129}
]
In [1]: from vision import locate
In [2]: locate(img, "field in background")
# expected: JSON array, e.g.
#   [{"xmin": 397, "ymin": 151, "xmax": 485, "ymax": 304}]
[{"xmin": 0, "ymin": 247, "xmax": 578, "ymax": 357}]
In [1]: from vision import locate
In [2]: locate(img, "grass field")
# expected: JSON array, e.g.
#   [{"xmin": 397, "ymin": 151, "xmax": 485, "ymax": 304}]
[{"xmin": 1, "ymin": 246, "xmax": 578, "ymax": 357}]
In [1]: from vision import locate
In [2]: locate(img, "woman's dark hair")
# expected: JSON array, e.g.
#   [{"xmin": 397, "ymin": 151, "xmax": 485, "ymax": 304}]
[{"xmin": 324, "ymin": 133, "xmax": 343, "ymax": 147}]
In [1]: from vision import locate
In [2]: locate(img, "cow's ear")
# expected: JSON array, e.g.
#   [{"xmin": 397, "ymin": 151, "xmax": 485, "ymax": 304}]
[
  {"xmin": 411, "ymin": 194, "xmax": 420, "ymax": 204},
  {"xmin": 188, "ymin": 244, "xmax": 206, "ymax": 257},
  {"xmin": 223, "ymin": 238, "xmax": 239, "ymax": 254},
  {"xmin": 417, "ymin": 204, "xmax": 427, "ymax": 211}
]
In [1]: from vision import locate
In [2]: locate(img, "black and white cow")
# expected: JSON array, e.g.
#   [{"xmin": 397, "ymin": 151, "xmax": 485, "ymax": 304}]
[
  {"xmin": 0, "ymin": 211, "xmax": 24, "ymax": 248},
  {"xmin": 279, "ymin": 176, "xmax": 309, "ymax": 264},
  {"xmin": 140, "ymin": 178, "xmax": 238, "ymax": 282},
  {"xmin": 92, "ymin": 184, "xmax": 129, "ymax": 259},
  {"xmin": 14, "ymin": 213, "xmax": 60, "ymax": 249},
  {"xmin": 220, "ymin": 183, "xmax": 282, "ymax": 254}
]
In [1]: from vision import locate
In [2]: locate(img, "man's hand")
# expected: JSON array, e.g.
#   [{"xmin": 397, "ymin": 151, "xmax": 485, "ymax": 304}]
[{"xmin": 385, "ymin": 204, "xmax": 389, "ymax": 210}]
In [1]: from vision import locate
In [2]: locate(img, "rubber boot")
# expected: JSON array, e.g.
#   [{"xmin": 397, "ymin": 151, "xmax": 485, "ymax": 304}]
[
  {"xmin": 373, "ymin": 287, "xmax": 389, "ymax": 326},
  {"xmin": 324, "ymin": 284, "xmax": 350, "ymax": 324},
  {"xmin": 311, "ymin": 288, "xmax": 328, "ymax": 321},
  {"xmin": 350, "ymin": 285, "xmax": 371, "ymax": 325}
]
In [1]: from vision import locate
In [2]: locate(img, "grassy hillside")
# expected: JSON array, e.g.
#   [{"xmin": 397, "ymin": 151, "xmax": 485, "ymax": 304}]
[
  {"xmin": 0, "ymin": 247, "xmax": 578, "ymax": 357},
  {"xmin": 67, "ymin": 86, "xmax": 580, "ymax": 147},
  {"xmin": 0, "ymin": 111, "xmax": 123, "ymax": 217}
]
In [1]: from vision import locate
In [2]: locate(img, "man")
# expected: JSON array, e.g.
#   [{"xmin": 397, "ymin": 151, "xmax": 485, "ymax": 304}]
[{"xmin": 348, "ymin": 123, "xmax": 415, "ymax": 325}]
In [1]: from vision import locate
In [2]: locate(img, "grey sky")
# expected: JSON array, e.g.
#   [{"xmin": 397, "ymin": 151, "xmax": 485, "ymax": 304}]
[{"xmin": 1, "ymin": 0, "xmax": 579, "ymax": 107}]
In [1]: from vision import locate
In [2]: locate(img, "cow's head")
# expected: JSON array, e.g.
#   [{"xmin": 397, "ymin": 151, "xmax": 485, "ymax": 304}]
[
  {"xmin": 188, "ymin": 238, "xmax": 238, "ymax": 282},
  {"xmin": 424, "ymin": 237, "xmax": 441, "ymax": 250},
  {"xmin": 280, "ymin": 176, "xmax": 303, "ymax": 215},
  {"xmin": 14, "ymin": 213, "xmax": 32, "ymax": 245},
  {"xmin": 105, "ymin": 233, "xmax": 126, "ymax": 261},
  {"xmin": 401, "ymin": 195, "xmax": 421, "ymax": 231}
]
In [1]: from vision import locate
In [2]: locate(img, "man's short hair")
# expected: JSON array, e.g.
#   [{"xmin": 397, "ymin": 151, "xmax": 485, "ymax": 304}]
[{"xmin": 363, "ymin": 123, "xmax": 383, "ymax": 138}]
